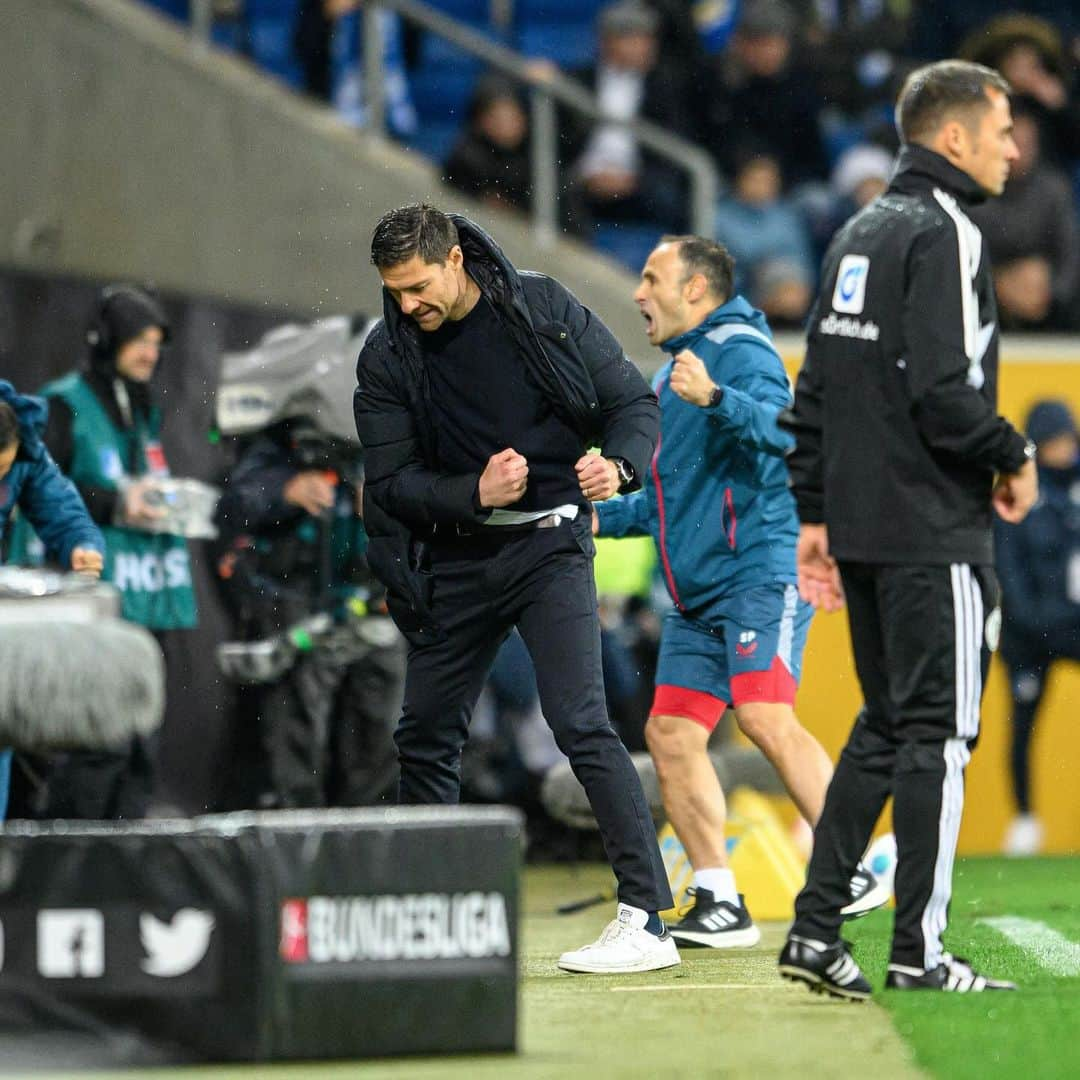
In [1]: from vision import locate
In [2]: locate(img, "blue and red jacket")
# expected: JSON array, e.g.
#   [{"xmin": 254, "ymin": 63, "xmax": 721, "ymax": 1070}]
[{"xmin": 596, "ymin": 297, "xmax": 797, "ymax": 614}]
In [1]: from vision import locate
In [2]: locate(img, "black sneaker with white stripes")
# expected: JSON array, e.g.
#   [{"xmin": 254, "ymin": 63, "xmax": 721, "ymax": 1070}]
[
  {"xmin": 668, "ymin": 889, "xmax": 761, "ymax": 949},
  {"xmin": 885, "ymin": 954, "xmax": 1017, "ymax": 992},
  {"xmin": 778, "ymin": 935, "xmax": 871, "ymax": 1001},
  {"xmin": 841, "ymin": 863, "xmax": 891, "ymax": 920}
]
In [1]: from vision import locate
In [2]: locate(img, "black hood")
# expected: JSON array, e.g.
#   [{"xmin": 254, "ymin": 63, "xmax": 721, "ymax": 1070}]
[{"xmin": 888, "ymin": 143, "xmax": 990, "ymax": 207}]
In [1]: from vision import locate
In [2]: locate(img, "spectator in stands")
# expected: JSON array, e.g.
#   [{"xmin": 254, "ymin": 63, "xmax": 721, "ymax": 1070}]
[
  {"xmin": 713, "ymin": 148, "xmax": 816, "ymax": 327},
  {"xmin": 17, "ymin": 285, "xmax": 195, "ymax": 820},
  {"xmin": 642, "ymin": 0, "xmax": 710, "ymax": 84},
  {"xmin": 796, "ymin": 141, "xmax": 895, "ymax": 263},
  {"xmin": 704, "ymin": 0, "xmax": 828, "ymax": 187},
  {"xmin": 912, "ymin": 3, "xmax": 1080, "ymax": 69},
  {"xmin": 802, "ymin": 0, "xmax": 914, "ymax": 119},
  {"xmin": 562, "ymin": 0, "xmax": 693, "ymax": 234},
  {"xmin": 960, "ymin": 14, "xmax": 1080, "ymax": 168},
  {"xmin": 831, "ymin": 142, "xmax": 895, "ymax": 211},
  {"xmin": 996, "ymin": 400, "xmax": 1080, "ymax": 856},
  {"xmin": 444, "ymin": 74, "xmax": 532, "ymax": 213},
  {"xmin": 214, "ymin": 421, "xmax": 403, "ymax": 809},
  {"xmin": 967, "ymin": 99, "xmax": 1080, "ymax": 331},
  {"xmin": 294, "ymin": 0, "xmax": 417, "ymax": 139},
  {"xmin": 295, "ymin": 0, "xmax": 354, "ymax": 101}
]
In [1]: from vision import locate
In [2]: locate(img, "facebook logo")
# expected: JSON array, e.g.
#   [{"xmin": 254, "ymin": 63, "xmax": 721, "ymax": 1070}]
[
  {"xmin": 831, "ymin": 255, "xmax": 870, "ymax": 315},
  {"xmin": 37, "ymin": 909, "xmax": 105, "ymax": 978}
]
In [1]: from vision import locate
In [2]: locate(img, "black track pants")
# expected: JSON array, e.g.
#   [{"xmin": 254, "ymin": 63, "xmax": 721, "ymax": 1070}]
[{"xmin": 792, "ymin": 561, "xmax": 997, "ymax": 970}]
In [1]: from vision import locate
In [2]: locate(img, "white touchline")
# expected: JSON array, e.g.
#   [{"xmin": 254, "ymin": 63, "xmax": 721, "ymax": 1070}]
[
  {"xmin": 611, "ymin": 984, "xmax": 792, "ymax": 993},
  {"xmin": 978, "ymin": 916, "xmax": 1080, "ymax": 976}
]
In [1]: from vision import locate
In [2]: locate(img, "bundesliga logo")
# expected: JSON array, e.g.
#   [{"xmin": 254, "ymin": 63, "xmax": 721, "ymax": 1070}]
[{"xmin": 279, "ymin": 892, "xmax": 511, "ymax": 965}]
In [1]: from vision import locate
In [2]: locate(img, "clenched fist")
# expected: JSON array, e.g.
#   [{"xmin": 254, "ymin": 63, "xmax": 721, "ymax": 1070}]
[
  {"xmin": 670, "ymin": 348, "xmax": 719, "ymax": 407},
  {"xmin": 479, "ymin": 448, "xmax": 529, "ymax": 508},
  {"xmin": 575, "ymin": 454, "xmax": 620, "ymax": 502}
]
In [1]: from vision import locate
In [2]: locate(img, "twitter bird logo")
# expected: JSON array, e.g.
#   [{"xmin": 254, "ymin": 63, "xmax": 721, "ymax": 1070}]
[{"xmin": 140, "ymin": 909, "xmax": 215, "ymax": 977}]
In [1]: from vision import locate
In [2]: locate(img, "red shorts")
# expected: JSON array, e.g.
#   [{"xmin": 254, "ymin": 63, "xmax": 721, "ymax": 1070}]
[{"xmin": 650, "ymin": 656, "xmax": 799, "ymax": 733}]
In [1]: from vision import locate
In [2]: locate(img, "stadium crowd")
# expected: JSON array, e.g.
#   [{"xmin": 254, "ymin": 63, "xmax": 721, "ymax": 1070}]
[{"xmin": 146, "ymin": 0, "xmax": 1080, "ymax": 330}]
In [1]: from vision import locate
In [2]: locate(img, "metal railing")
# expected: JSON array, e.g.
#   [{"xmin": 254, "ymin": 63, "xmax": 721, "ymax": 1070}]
[{"xmin": 187, "ymin": 0, "xmax": 718, "ymax": 249}]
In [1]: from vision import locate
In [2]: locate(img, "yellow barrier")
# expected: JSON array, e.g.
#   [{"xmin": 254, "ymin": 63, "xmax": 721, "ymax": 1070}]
[
  {"xmin": 659, "ymin": 788, "xmax": 807, "ymax": 922},
  {"xmin": 775, "ymin": 345, "xmax": 1080, "ymax": 854}
]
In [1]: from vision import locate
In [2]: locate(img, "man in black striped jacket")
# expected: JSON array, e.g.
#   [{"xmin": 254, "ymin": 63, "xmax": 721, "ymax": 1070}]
[{"xmin": 777, "ymin": 59, "xmax": 1038, "ymax": 998}]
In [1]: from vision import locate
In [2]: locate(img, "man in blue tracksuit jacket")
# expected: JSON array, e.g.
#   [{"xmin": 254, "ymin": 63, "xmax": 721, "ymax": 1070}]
[
  {"xmin": 597, "ymin": 236, "xmax": 887, "ymax": 947},
  {"xmin": 0, "ymin": 379, "xmax": 104, "ymax": 817}
]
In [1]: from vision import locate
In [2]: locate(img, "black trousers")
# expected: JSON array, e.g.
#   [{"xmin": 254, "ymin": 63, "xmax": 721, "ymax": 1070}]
[
  {"xmin": 792, "ymin": 562, "xmax": 997, "ymax": 970},
  {"xmin": 396, "ymin": 517, "xmax": 672, "ymax": 912},
  {"xmin": 1000, "ymin": 627, "xmax": 1080, "ymax": 814}
]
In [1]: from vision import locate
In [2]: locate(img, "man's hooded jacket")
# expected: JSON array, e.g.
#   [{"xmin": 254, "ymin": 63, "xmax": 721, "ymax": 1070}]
[{"xmin": 354, "ymin": 215, "xmax": 658, "ymax": 636}]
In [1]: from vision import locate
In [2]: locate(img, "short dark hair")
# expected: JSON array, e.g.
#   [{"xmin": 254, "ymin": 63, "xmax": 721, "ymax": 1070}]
[
  {"xmin": 896, "ymin": 60, "xmax": 1011, "ymax": 145},
  {"xmin": 370, "ymin": 204, "xmax": 460, "ymax": 269},
  {"xmin": 661, "ymin": 235, "xmax": 736, "ymax": 303},
  {"xmin": 0, "ymin": 402, "xmax": 20, "ymax": 451}
]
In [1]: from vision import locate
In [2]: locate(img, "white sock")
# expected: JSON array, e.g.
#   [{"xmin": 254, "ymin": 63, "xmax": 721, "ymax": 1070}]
[{"xmin": 693, "ymin": 867, "xmax": 738, "ymax": 905}]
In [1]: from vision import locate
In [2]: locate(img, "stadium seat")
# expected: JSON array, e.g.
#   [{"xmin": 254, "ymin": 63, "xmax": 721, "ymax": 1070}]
[
  {"xmin": 410, "ymin": 66, "xmax": 478, "ymax": 121},
  {"xmin": 247, "ymin": 15, "xmax": 303, "ymax": 88},
  {"xmin": 210, "ymin": 19, "xmax": 244, "ymax": 54},
  {"xmin": 515, "ymin": 0, "xmax": 605, "ymax": 20},
  {"xmin": 515, "ymin": 23, "xmax": 597, "ymax": 68},
  {"xmin": 404, "ymin": 122, "xmax": 463, "ymax": 166},
  {"xmin": 139, "ymin": 0, "xmax": 189, "ymax": 20},
  {"xmin": 819, "ymin": 111, "xmax": 868, "ymax": 168},
  {"xmin": 590, "ymin": 223, "xmax": 663, "ymax": 272},
  {"xmin": 244, "ymin": 0, "xmax": 300, "ymax": 17},
  {"xmin": 426, "ymin": 0, "xmax": 493, "ymax": 25}
]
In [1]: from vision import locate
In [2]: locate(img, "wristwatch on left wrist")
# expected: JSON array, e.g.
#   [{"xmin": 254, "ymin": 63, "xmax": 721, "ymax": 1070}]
[
  {"xmin": 707, "ymin": 384, "xmax": 723, "ymax": 408},
  {"xmin": 610, "ymin": 456, "xmax": 636, "ymax": 491}
]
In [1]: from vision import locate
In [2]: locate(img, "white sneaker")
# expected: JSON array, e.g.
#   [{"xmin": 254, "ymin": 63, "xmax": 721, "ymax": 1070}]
[
  {"xmin": 1003, "ymin": 814, "xmax": 1043, "ymax": 856},
  {"xmin": 840, "ymin": 863, "xmax": 891, "ymax": 919},
  {"xmin": 557, "ymin": 903, "xmax": 682, "ymax": 974}
]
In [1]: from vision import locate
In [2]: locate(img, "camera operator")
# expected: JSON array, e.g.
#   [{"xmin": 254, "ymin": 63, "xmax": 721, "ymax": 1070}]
[{"xmin": 215, "ymin": 420, "xmax": 403, "ymax": 808}]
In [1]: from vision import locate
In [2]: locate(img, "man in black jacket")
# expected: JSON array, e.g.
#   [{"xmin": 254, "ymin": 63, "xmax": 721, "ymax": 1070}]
[
  {"xmin": 354, "ymin": 204, "xmax": 677, "ymax": 974},
  {"xmin": 776, "ymin": 61, "xmax": 1039, "ymax": 998}
]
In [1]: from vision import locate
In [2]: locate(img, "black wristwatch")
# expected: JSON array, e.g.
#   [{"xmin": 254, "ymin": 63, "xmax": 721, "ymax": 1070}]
[
  {"xmin": 610, "ymin": 456, "xmax": 636, "ymax": 491},
  {"xmin": 708, "ymin": 384, "xmax": 723, "ymax": 408}
]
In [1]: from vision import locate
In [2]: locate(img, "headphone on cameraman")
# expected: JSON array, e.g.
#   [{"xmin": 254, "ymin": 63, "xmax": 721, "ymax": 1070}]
[{"xmin": 85, "ymin": 283, "xmax": 168, "ymax": 358}]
